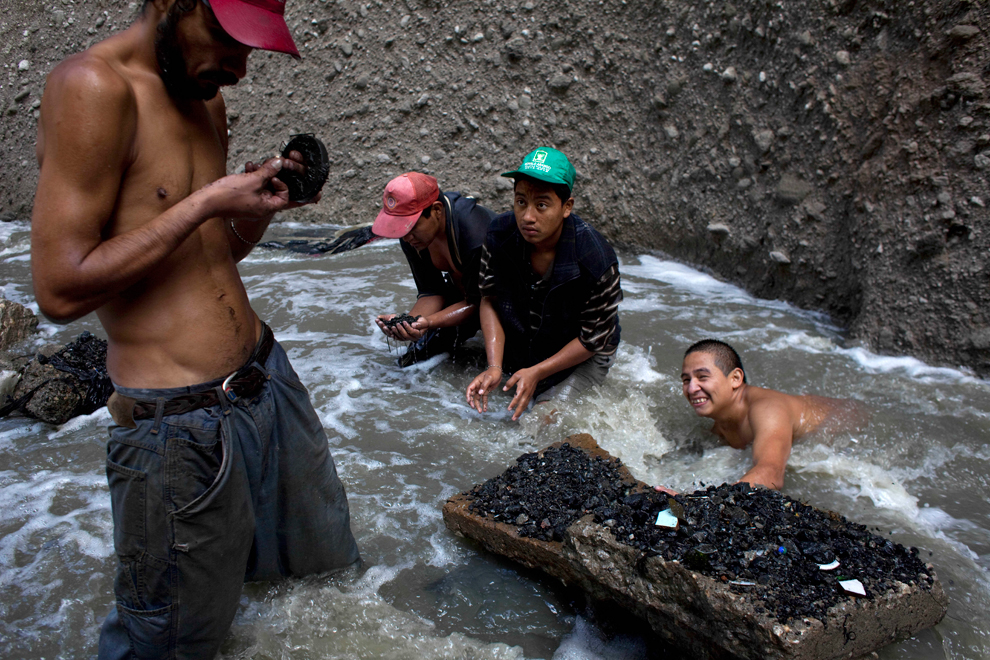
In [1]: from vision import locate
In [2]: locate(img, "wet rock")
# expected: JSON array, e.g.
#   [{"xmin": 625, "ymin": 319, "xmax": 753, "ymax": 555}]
[
  {"xmin": 6, "ymin": 332, "xmax": 111, "ymax": 425},
  {"xmin": 770, "ymin": 250, "xmax": 791, "ymax": 264},
  {"xmin": 444, "ymin": 436, "xmax": 947, "ymax": 659},
  {"xmin": 707, "ymin": 223, "xmax": 731, "ymax": 236},
  {"xmin": 0, "ymin": 299, "xmax": 38, "ymax": 351},
  {"xmin": 834, "ymin": 50, "xmax": 851, "ymax": 66},
  {"xmin": 0, "ymin": 367, "xmax": 19, "ymax": 401},
  {"xmin": 13, "ymin": 352, "xmax": 82, "ymax": 424}
]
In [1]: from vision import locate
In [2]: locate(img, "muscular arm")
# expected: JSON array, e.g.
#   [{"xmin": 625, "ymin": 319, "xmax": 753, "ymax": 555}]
[
  {"xmin": 399, "ymin": 298, "xmax": 477, "ymax": 339},
  {"xmin": 418, "ymin": 300, "xmax": 476, "ymax": 331},
  {"xmin": 31, "ymin": 59, "xmax": 294, "ymax": 323},
  {"xmin": 737, "ymin": 401, "xmax": 793, "ymax": 490},
  {"xmin": 465, "ymin": 296, "xmax": 505, "ymax": 413}
]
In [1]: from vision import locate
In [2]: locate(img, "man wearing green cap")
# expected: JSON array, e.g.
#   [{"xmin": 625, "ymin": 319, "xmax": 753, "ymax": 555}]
[{"xmin": 466, "ymin": 148, "xmax": 622, "ymax": 420}]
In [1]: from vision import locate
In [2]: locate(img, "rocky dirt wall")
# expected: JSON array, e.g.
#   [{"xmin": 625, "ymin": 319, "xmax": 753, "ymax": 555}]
[{"xmin": 2, "ymin": 0, "xmax": 988, "ymax": 373}]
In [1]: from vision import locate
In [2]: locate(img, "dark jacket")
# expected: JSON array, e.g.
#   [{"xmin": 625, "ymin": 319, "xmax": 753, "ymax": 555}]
[
  {"xmin": 401, "ymin": 192, "xmax": 494, "ymax": 305},
  {"xmin": 485, "ymin": 210, "xmax": 621, "ymax": 377}
]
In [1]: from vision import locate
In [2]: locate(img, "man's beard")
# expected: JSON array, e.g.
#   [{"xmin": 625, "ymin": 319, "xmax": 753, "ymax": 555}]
[{"xmin": 154, "ymin": 2, "xmax": 238, "ymax": 100}]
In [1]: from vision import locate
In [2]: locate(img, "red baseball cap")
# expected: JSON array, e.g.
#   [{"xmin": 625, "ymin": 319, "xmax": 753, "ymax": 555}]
[
  {"xmin": 209, "ymin": 0, "xmax": 300, "ymax": 59},
  {"xmin": 373, "ymin": 173, "xmax": 440, "ymax": 238}
]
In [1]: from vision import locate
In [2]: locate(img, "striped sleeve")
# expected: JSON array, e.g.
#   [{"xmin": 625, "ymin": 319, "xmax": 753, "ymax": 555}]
[
  {"xmin": 478, "ymin": 243, "xmax": 497, "ymax": 297},
  {"xmin": 579, "ymin": 265, "xmax": 622, "ymax": 354}
]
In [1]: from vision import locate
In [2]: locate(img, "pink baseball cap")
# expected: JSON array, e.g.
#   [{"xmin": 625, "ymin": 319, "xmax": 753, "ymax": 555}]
[
  {"xmin": 373, "ymin": 173, "xmax": 440, "ymax": 238},
  {"xmin": 209, "ymin": 0, "xmax": 301, "ymax": 59}
]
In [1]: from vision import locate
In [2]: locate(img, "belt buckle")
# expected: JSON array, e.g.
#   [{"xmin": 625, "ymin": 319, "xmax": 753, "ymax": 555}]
[{"xmin": 221, "ymin": 371, "xmax": 239, "ymax": 402}]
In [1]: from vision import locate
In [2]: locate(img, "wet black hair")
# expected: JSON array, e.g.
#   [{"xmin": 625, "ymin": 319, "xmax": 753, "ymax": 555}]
[
  {"xmin": 513, "ymin": 174, "xmax": 572, "ymax": 205},
  {"xmin": 143, "ymin": 0, "xmax": 198, "ymax": 13},
  {"xmin": 685, "ymin": 339, "xmax": 747, "ymax": 383},
  {"xmin": 417, "ymin": 189, "xmax": 443, "ymax": 221}
]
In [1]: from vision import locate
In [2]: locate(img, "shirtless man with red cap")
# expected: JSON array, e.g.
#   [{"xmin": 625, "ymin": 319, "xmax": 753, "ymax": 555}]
[{"xmin": 30, "ymin": 2, "xmax": 358, "ymax": 657}]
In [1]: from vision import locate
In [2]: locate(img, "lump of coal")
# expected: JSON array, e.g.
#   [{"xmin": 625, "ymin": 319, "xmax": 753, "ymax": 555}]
[
  {"xmin": 466, "ymin": 443, "xmax": 635, "ymax": 542},
  {"xmin": 382, "ymin": 314, "xmax": 421, "ymax": 329},
  {"xmin": 278, "ymin": 134, "xmax": 330, "ymax": 203}
]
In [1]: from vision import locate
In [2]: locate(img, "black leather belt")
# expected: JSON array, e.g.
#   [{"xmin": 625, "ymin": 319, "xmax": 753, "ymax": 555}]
[{"xmin": 132, "ymin": 325, "xmax": 275, "ymax": 420}]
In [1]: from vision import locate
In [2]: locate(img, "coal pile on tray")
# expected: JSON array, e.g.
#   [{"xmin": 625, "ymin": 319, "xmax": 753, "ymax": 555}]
[
  {"xmin": 606, "ymin": 484, "xmax": 935, "ymax": 622},
  {"xmin": 465, "ymin": 445, "xmax": 936, "ymax": 623},
  {"xmin": 467, "ymin": 443, "xmax": 635, "ymax": 542}
]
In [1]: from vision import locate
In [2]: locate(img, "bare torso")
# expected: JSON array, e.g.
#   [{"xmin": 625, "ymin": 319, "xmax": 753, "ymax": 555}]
[
  {"xmin": 427, "ymin": 238, "xmax": 460, "ymax": 289},
  {"xmin": 36, "ymin": 29, "xmax": 259, "ymax": 388}
]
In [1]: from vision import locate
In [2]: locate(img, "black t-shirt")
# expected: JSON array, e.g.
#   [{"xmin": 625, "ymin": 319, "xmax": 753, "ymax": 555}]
[{"xmin": 400, "ymin": 191, "xmax": 495, "ymax": 305}]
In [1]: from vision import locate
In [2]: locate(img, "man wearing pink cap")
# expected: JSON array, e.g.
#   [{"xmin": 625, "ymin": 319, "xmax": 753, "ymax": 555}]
[
  {"xmin": 30, "ymin": 1, "xmax": 358, "ymax": 657},
  {"xmin": 372, "ymin": 172, "xmax": 495, "ymax": 367}
]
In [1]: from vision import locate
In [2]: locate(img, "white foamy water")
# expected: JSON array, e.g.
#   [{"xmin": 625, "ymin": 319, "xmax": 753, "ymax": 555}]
[{"xmin": 1, "ymin": 226, "xmax": 988, "ymax": 659}]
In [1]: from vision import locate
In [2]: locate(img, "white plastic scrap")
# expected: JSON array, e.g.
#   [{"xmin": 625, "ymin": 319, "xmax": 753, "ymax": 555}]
[
  {"xmin": 818, "ymin": 559, "xmax": 840, "ymax": 571},
  {"xmin": 839, "ymin": 579, "xmax": 866, "ymax": 597},
  {"xmin": 655, "ymin": 509, "xmax": 679, "ymax": 528}
]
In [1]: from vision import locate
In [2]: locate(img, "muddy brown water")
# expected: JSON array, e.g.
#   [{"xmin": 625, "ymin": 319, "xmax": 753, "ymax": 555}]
[{"xmin": 0, "ymin": 220, "xmax": 987, "ymax": 659}]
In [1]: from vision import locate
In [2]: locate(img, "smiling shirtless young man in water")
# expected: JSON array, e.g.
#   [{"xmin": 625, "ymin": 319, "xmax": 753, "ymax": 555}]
[
  {"xmin": 30, "ymin": 1, "xmax": 358, "ymax": 657},
  {"xmin": 679, "ymin": 339, "xmax": 860, "ymax": 491}
]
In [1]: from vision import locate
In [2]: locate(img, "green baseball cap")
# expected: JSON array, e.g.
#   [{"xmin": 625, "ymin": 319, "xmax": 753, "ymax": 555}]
[{"xmin": 501, "ymin": 147, "xmax": 576, "ymax": 191}]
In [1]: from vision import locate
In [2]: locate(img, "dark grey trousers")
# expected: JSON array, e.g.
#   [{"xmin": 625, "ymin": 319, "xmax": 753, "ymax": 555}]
[{"xmin": 98, "ymin": 339, "xmax": 359, "ymax": 659}]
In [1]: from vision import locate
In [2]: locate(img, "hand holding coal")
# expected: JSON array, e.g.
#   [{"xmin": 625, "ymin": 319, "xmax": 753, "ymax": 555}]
[
  {"xmin": 382, "ymin": 314, "xmax": 422, "ymax": 329},
  {"xmin": 276, "ymin": 134, "xmax": 330, "ymax": 203}
]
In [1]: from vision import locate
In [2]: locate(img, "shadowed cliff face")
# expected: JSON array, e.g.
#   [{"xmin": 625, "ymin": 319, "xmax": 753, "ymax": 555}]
[{"xmin": 1, "ymin": 0, "xmax": 987, "ymax": 374}]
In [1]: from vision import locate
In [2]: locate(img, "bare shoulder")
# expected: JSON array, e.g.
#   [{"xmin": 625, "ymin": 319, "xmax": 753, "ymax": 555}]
[
  {"xmin": 747, "ymin": 387, "xmax": 798, "ymax": 429},
  {"xmin": 46, "ymin": 49, "xmax": 134, "ymax": 108},
  {"xmin": 37, "ymin": 50, "xmax": 139, "ymax": 174}
]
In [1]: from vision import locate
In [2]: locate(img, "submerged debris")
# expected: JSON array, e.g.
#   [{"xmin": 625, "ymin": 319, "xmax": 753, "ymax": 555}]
[
  {"xmin": 1, "ymin": 331, "xmax": 111, "ymax": 423},
  {"xmin": 258, "ymin": 224, "xmax": 377, "ymax": 255},
  {"xmin": 465, "ymin": 444, "xmax": 935, "ymax": 623}
]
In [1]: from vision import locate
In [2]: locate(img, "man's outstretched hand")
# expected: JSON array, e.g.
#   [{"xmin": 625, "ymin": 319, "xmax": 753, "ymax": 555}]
[{"xmin": 466, "ymin": 366, "xmax": 503, "ymax": 414}]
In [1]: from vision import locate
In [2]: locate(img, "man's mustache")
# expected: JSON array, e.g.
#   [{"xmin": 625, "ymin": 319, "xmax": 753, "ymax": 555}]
[{"xmin": 201, "ymin": 71, "xmax": 239, "ymax": 87}]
